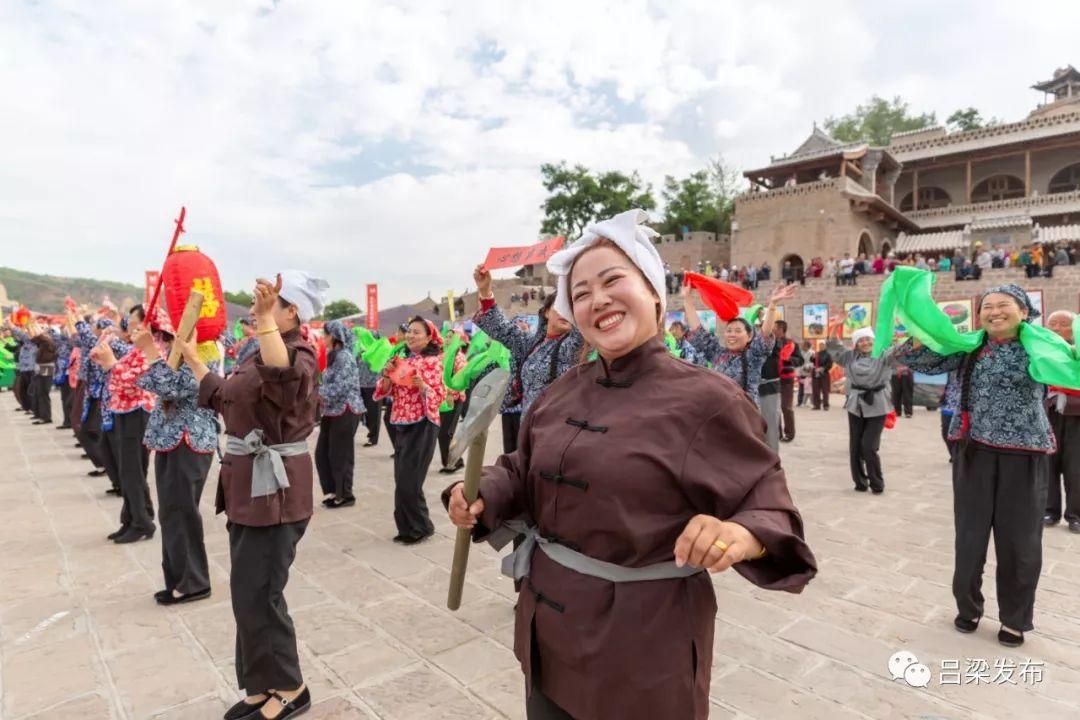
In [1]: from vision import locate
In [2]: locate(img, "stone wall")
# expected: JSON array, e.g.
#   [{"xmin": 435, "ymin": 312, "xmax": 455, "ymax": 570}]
[
  {"xmin": 653, "ymin": 232, "xmax": 731, "ymax": 270},
  {"xmin": 732, "ymin": 179, "xmax": 896, "ymax": 270},
  {"xmin": 669, "ymin": 265, "xmax": 1080, "ymax": 341}
]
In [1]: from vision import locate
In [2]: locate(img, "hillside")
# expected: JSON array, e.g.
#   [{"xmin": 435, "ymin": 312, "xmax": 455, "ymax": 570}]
[{"xmin": 0, "ymin": 266, "xmax": 144, "ymax": 313}]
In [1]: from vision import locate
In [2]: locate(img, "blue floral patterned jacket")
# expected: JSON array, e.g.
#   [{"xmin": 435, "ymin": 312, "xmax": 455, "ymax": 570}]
[
  {"xmin": 897, "ymin": 338, "xmax": 1054, "ymax": 453},
  {"xmin": 320, "ymin": 349, "xmax": 363, "ymax": 416},
  {"xmin": 53, "ymin": 332, "xmax": 72, "ymax": 385},
  {"xmin": 10, "ymin": 328, "xmax": 37, "ymax": 371},
  {"xmin": 473, "ymin": 302, "xmax": 583, "ymax": 414},
  {"xmin": 137, "ymin": 359, "xmax": 220, "ymax": 453},
  {"xmin": 688, "ymin": 329, "xmax": 775, "ymax": 407}
]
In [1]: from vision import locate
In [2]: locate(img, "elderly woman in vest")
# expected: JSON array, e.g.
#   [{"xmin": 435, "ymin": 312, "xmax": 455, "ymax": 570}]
[
  {"xmin": 182, "ymin": 271, "xmax": 327, "ymax": 720},
  {"xmin": 316, "ymin": 319, "xmax": 364, "ymax": 509},
  {"xmin": 447, "ymin": 210, "xmax": 816, "ymax": 720},
  {"xmin": 895, "ymin": 285, "xmax": 1054, "ymax": 647},
  {"xmin": 826, "ymin": 326, "xmax": 897, "ymax": 494}
]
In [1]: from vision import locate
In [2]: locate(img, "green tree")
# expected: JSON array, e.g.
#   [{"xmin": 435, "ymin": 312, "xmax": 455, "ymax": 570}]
[
  {"xmin": 539, "ymin": 162, "xmax": 656, "ymax": 239},
  {"xmin": 824, "ymin": 95, "xmax": 936, "ymax": 146},
  {"xmin": 946, "ymin": 107, "xmax": 999, "ymax": 132},
  {"xmin": 322, "ymin": 299, "xmax": 360, "ymax": 320},
  {"xmin": 223, "ymin": 290, "xmax": 253, "ymax": 307},
  {"xmin": 660, "ymin": 157, "xmax": 743, "ymax": 236}
]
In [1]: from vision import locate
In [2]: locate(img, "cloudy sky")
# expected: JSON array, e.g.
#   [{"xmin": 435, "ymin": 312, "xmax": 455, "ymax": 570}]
[{"xmin": 3, "ymin": 0, "xmax": 1079, "ymax": 308}]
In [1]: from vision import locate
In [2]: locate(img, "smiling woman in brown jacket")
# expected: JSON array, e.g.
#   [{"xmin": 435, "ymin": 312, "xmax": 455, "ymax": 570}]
[{"xmin": 448, "ymin": 210, "xmax": 817, "ymax": 720}]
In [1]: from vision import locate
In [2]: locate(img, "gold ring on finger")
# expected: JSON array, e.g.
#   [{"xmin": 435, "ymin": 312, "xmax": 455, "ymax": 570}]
[{"xmin": 713, "ymin": 539, "xmax": 728, "ymax": 552}]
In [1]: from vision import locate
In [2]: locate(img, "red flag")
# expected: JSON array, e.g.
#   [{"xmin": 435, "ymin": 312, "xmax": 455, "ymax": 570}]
[
  {"xmin": 483, "ymin": 236, "xmax": 565, "ymax": 271},
  {"xmin": 683, "ymin": 272, "xmax": 754, "ymax": 322}
]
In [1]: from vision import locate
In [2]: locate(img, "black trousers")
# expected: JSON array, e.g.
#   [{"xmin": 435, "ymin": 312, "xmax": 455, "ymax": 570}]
[
  {"xmin": 891, "ymin": 373, "xmax": 914, "ymax": 417},
  {"xmin": 1046, "ymin": 407, "xmax": 1080, "ymax": 524},
  {"xmin": 315, "ymin": 413, "xmax": 361, "ymax": 499},
  {"xmin": 32, "ymin": 369, "xmax": 54, "ymax": 422},
  {"xmin": 502, "ymin": 411, "xmax": 522, "ymax": 455},
  {"xmin": 156, "ymin": 445, "xmax": 212, "ymax": 594},
  {"xmin": 383, "ymin": 400, "xmax": 397, "ymax": 451},
  {"xmin": 811, "ymin": 374, "xmax": 830, "ymax": 409},
  {"xmin": 780, "ymin": 379, "xmax": 796, "ymax": 440},
  {"xmin": 59, "ymin": 382, "xmax": 73, "ymax": 426},
  {"xmin": 796, "ymin": 378, "xmax": 806, "ymax": 406},
  {"xmin": 953, "ymin": 444, "xmax": 1048, "ymax": 631},
  {"xmin": 360, "ymin": 387, "xmax": 381, "ymax": 445},
  {"xmin": 391, "ymin": 420, "xmax": 438, "ymax": 540},
  {"xmin": 941, "ymin": 412, "xmax": 957, "ymax": 461},
  {"xmin": 81, "ymin": 399, "xmax": 116, "ymax": 480},
  {"xmin": 114, "ymin": 410, "xmax": 154, "ymax": 531},
  {"xmin": 438, "ymin": 401, "xmax": 465, "ymax": 468},
  {"xmin": 15, "ymin": 370, "xmax": 33, "ymax": 411},
  {"xmin": 71, "ymin": 381, "xmax": 86, "ymax": 436},
  {"xmin": 229, "ymin": 519, "xmax": 308, "ymax": 694},
  {"xmin": 848, "ymin": 412, "xmax": 885, "ymax": 491}
]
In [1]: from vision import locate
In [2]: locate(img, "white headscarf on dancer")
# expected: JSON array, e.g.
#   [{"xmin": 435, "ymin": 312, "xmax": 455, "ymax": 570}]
[
  {"xmin": 851, "ymin": 327, "xmax": 875, "ymax": 345},
  {"xmin": 546, "ymin": 209, "xmax": 665, "ymax": 327},
  {"xmin": 278, "ymin": 270, "xmax": 330, "ymax": 323}
]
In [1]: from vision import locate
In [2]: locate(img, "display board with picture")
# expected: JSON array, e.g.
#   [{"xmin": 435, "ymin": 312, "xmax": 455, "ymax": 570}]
[
  {"xmin": 1025, "ymin": 290, "xmax": 1044, "ymax": 326},
  {"xmin": 802, "ymin": 304, "xmax": 828, "ymax": 339},
  {"xmin": 936, "ymin": 299, "xmax": 974, "ymax": 334},
  {"xmin": 842, "ymin": 301, "xmax": 874, "ymax": 338}
]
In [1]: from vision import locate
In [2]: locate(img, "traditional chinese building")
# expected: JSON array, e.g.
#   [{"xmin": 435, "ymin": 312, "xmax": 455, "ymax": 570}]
[{"xmin": 732, "ymin": 65, "xmax": 1080, "ymax": 271}]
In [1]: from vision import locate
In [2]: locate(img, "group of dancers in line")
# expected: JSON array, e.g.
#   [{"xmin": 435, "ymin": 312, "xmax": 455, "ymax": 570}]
[{"xmin": 4, "ymin": 207, "xmax": 1079, "ymax": 719}]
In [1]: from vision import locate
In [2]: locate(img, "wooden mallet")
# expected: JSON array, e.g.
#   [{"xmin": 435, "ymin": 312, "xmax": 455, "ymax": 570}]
[{"xmin": 166, "ymin": 290, "xmax": 205, "ymax": 370}]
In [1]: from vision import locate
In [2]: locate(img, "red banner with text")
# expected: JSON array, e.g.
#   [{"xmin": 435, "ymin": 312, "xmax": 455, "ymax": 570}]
[
  {"xmin": 483, "ymin": 236, "xmax": 565, "ymax": 271},
  {"xmin": 366, "ymin": 284, "xmax": 379, "ymax": 330},
  {"xmin": 145, "ymin": 271, "xmax": 160, "ymax": 309}
]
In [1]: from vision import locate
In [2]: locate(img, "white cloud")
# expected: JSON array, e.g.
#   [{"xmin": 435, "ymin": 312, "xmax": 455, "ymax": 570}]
[{"xmin": 2, "ymin": 0, "xmax": 1079, "ymax": 307}]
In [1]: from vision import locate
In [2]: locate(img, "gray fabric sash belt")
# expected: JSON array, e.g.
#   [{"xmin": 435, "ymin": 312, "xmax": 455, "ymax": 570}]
[
  {"xmin": 495, "ymin": 521, "xmax": 703, "ymax": 584},
  {"xmin": 224, "ymin": 429, "xmax": 308, "ymax": 499}
]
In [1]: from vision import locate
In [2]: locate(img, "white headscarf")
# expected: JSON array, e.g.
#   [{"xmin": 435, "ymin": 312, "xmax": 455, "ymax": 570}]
[
  {"xmin": 851, "ymin": 327, "xmax": 875, "ymax": 344},
  {"xmin": 278, "ymin": 270, "xmax": 329, "ymax": 323},
  {"xmin": 546, "ymin": 209, "xmax": 664, "ymax": 326}
]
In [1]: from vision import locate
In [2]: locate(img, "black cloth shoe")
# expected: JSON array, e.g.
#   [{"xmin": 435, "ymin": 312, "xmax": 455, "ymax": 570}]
[
  {"xmin": 998, "ymin": 628, "xmax": 1024, "ymax": 647},
  {"xmin": 266, "ymin": 687, "xmax": 311, "ymax": 719},
  {"xmin": 107, "ymin": 525, "xmax": 130, "ymax": 541},
  {"xmin": 80, "ymin": 453, "xmax": 91, "ymax": 459},
  {"xmin": 1043, "ymin": 514, "xmax": 1059, "ymax": 526},
  {"xmin": 854, "ymin": 485, "xmax": 869, "ymax": 492},
  {"xmin": 954, "ymin": 615, "xmax": 980, "ymax": 633},
  {"xmin": 88, "ymin": 469, "xmax": 106, "ymax": 477},
  {"xmin": 156, "ymin": 587, "xmax": 211, "ymax": 605},
  {"xmin": 871, "ymin": 486, "xmax": 884, "ymax": 495},
  {"xmin": 57, "ymin": 424, "xmax": 71, "ymax": 430},
  {"xmin": 224, "ymin": 695, "xmax": 270, "ymax": 720},
  {"xmin": 154, "ymin": 589, "xmax": 172, "ymax": 603},
  {"xmin": 1069, "ymin": 520, "xmax": 1080, "ymax": 534},
  {"xmin": 363, "ymin": 441, "xmax": 376, "ymax": 447},
  {"xmin": 105, "ymin": 487, "xmax": 121, "ymax": 496},
  {"xmin": 394, "ymin": 532, "xmax": 432, "ymax": 545},
  {"xmin": 32, "ymin": 419, "xmax": 50, "ymax": 425},
  {"xmin": 321, "ymin": 497, "xmax": 337, "ymax": 508},
  {"xmin": 336, "ymin": 496, "xmax": 356, "ymax": 508},
  {"xmin": 113, "ymin": 527, "xmax": 155, "ymax": 544}
]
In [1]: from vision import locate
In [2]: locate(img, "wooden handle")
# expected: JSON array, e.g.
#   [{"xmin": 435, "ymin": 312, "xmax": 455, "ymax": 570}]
[
  {"xmin": 166, "ymin": 290, "xmax": 205, "ymax": 370},
  {"xmin": 447, "ymin": 429, "xmax": 488, "ymax": 611}
]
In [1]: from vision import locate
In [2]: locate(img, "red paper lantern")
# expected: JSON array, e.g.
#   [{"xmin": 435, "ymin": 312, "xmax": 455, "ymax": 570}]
[
  {"xmin": 12, "ymin": 306, "xmax": 30, "ymax": 327},
  {"xmin": 161, "ymin": 245, "xmax": 226, "ymax": 343}
]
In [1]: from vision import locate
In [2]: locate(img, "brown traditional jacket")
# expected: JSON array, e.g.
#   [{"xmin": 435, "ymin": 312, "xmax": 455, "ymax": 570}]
[
  {"xmin": 199, "ymin": 327, "xmax": 318, "ymax": 527},
  {"xmin": 452, "ymin": 336, "xmax": 816, "ymax": 720}
]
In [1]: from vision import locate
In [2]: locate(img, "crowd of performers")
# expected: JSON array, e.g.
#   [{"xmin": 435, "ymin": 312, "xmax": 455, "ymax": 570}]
[{"xmin": 2, "ymin": 209, "xmax": 1079, "ymax": 719}]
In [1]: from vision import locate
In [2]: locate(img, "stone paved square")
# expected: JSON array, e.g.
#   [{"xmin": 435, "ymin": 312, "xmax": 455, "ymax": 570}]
[{"xmin": 1, "ymin": 391, "xmax": 1078, "ymax": 719}]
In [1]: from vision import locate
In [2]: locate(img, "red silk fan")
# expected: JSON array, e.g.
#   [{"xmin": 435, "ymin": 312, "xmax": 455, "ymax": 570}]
[{"xmin": 683, "ymin": 272, "xmax": 755, "ymax": 322}]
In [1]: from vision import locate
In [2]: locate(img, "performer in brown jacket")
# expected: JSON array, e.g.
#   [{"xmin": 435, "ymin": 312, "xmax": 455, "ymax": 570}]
[
  {"xmin": 447, "ymin": 209, "xmax": 817, "ymax": 720},
  {"xmin": 184, "ymin": 270, "xmax": 327, "ymax": 720}
]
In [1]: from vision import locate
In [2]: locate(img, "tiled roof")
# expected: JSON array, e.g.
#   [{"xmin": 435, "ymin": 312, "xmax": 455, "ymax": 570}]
[
  {"xmin": 1036, "ymin": 223, "xmax": 1080, "ymax": 243},
  {"xmin": 890, "ymin": 111, "xmax": 1080, "ymax": 162},
  {"xmin": 895, "ymin": 230, "xmax": 968, "ymax": 254}
]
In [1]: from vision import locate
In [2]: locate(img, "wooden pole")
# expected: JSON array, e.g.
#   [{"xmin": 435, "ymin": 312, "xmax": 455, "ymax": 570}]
[
  {"xmin": 1025, "ymin": 151, "xmax": 1032, "ymax": 197},
  {"xmin": 166, "ymin": 290, "xmax": 204, "ymax": 370},
  {"xmin": 447, "ymin": 430, "xmax": 488, "ymax": 611},
  {"xmin": 146, "ymin": 206, "xmax": 186, "ymax": 318}
]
